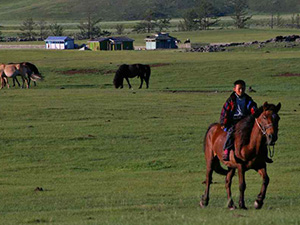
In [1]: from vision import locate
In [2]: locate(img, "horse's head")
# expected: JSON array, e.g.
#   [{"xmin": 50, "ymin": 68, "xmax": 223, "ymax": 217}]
[
  {"xmin": 255, "ymin": 102, "xmax": 281, "ymax": 146},
  {"xmin": 113, "ymin": 68, "xmax": 124, "ymax": 89}
]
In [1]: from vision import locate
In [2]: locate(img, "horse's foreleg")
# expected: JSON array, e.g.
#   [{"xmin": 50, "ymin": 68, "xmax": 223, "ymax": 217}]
[
  {"xmin": 139, "ymin": 77, "xmax": 144, "ymax": 89},
  {"xmin": 225, "ymin": 168, "xmax": 236, "ymax": 209},
  {"xmin": 13, "ymin": 77, "xmax": 21, "ymax": 87},
  {"xmin": 237, "ymin": 166, "xmax": 247, "ymax": 209},
  {"xmin": 125, "ymin": 77, "xmax": 132, "ymax": 89},
  {"xmin": 254, "ymin": 167, "xmax": 269, "ymax": 209}
]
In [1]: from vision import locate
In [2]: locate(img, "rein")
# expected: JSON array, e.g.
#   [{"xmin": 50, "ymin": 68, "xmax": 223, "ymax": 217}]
[
  {"xmin": 268, "ymin": 145, "xmax": 275, "ymax": 158},
  {"xmin": 255, "ymin": 118, "xmax": 275, "ymax": 158}
]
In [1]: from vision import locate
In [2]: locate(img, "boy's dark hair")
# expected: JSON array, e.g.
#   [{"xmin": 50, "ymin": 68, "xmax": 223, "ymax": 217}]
[{"xmin": 234, "ymin": 80, "xmax": 246, "ymax": 87}]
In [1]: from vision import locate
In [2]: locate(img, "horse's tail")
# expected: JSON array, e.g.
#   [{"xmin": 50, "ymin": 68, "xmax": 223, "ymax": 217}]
[
  {"xmin": 144, "ymin": 65, "xmax": 151, "ymax": 79},
  {"xmin": 144, "ymin": 65, "xmax": 151, "ymax": 88},
  {"xmin": 212, "ymin": 157, "xmax": 228, "ymax": 176},
  {"xmin": 203, "ymin": 123, "xmax": 228, "ymax": 176}
]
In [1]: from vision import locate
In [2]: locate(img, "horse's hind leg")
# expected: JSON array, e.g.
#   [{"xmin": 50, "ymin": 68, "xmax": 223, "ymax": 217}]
[
  {"xmin": 200, "ymin": 156, "xmax": 214, "ymax": 208},
  {"xmin": 124, "ymin": 77, "xmax": 132, "ymax": 89},
  {"xmin": 145, "ymin": 76, "xmax": 149, "ymax": 88},
  {"xmin": 254, "ymin": 167, "xmax": 269, "ymax": 209},
  {"xmin": 0, "ymin": 76, "xmax": 5, "ymax": 89},
  {"xmin": 13, "ymin": 77, "xmax": 20, "ymax": 87},
  {"xmin": 139, "ymin": 76, "xmax": 144, "ymax": 89},
  {"xmin": 27, "ymin": 76, "xmax": 31, "ymax": 87},
  {"xmin": 226, "ymin": 168, "xmax": 236, "ymax": 209},
  {"xmin": 4, "ymin": 77, "xmax": 10, "ymax": 89},
  {"xmin": 21, "ymin": 75, "xmax": 29, "ymax": 88}
]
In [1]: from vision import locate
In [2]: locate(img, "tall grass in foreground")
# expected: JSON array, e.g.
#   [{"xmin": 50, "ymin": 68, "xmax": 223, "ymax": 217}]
[{"xmin": 0, "ymin": 48, "xmax": 299, "ymax": 224}]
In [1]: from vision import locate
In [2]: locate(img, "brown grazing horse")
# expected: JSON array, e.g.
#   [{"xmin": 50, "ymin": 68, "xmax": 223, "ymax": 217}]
[
  {"xmin": 0, "ymin": 63, "xmax": 29, "ymax": 89},
  {"xmin": 200, "ymin": 102, "xmax": 281, "ymax": 210}
]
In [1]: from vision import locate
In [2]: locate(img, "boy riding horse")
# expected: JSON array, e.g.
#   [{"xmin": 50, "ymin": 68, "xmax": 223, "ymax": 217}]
[{"xmin": 220, "ymin": 80, "xmax": 273, "ymax": 163}]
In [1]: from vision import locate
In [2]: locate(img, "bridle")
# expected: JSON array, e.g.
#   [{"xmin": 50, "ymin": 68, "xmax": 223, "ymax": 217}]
[
  {"xmin": 255, "ymin": 118, "xmax": 275, "ymax": 158},
  {"xmin": 255, "ymin": 118, "xmax": 273, "ymax": 135}
]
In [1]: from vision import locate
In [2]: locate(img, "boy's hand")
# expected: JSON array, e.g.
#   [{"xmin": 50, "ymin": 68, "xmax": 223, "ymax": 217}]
[{"xmin": 221, "ymin": 126, "xmax": 227, "ymax": 132}]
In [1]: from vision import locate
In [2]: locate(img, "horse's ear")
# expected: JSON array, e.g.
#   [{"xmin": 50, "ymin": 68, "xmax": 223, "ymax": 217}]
[
  {"xmin": 253, "ymin": 106, "xmax": 263, "ymax": 118},
  {"xmin": 263, "ymin": 102, "xmax": 269, "ymax": 111},
  {"xmin": 275, "ymin": 102, "xmax": 281, "ymax": 113}
]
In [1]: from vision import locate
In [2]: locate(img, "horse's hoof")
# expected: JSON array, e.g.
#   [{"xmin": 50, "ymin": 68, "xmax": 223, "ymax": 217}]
[
  {"xmin": 229, "ymin": 205, "xmax": 236, "ymax": 210},
  {"xmin": 239, "ymin": 206, "xmax": 248, "ymax": 210},
  {"xmin": 254, "ymin": 200, "xmax": 263, "ymax": 209},
  {"xmin": 199, "ymin": 201, "xmax": 207, "ymax": 208},
  {"xmin": 227, "ymin": 199, "xmax": 236, "ymax": 210}
]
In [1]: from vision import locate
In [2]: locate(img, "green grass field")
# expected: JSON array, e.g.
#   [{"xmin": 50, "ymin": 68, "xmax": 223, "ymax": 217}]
[{"xmin": 0, "ymin": 37, "xmax": 300, "ymax": 224}]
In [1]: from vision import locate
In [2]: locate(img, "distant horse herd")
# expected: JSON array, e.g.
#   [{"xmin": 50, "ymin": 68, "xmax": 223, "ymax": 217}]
[
  {"xmin": 0, "ymin": 62, "xmax": 151, "ymax": 90},
  {"xmin": 0, "ymin": 62, "xmax": 42, "ymax": 89}
]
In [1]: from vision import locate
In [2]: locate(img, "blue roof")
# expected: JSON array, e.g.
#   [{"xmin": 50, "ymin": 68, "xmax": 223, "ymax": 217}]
[
  {"xmin": 45, "ymin": 36, "xmax": 74, "ymax": 41},
  {"xmin": 110, "ymin": 36, "xmax": 134, "ymax": 42},
  {"xmin": 145, "ymin": 33, "xmax": 177, "ymax": 41}
]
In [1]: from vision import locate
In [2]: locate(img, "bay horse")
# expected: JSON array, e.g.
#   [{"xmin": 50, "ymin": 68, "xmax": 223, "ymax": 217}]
[
  {"xmin": 200, "ymin": 102, "xmax": 281, "ymax": 210},
  {"xmin": 113, "ymin": 64, "xmax": 151, "ymax": 89},
  {"xmin": 9, "ymin": 62, "xmax": 43, "ymax": 87},
  {"xmin": 0, "ymin": 63, "xmax": 29, "ymax": 89}
]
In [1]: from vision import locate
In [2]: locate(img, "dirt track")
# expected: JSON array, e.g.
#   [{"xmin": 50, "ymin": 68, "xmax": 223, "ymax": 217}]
[{"xmin": 0, "ymin": 45, "xmax": 45, "ymax": 49}]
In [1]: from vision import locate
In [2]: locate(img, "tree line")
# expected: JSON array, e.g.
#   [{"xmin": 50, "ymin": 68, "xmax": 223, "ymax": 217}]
[
  {"xmin": 134, "ymin": 0, "xmax": 300, "ymax": 32},
  {"xmin": 71, "ymin": 0, "xmax": 300, "ymax": 21}
]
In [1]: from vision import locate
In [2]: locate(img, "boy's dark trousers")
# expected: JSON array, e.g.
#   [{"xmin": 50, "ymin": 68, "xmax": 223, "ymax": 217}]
[{"xmin": 223, "ymin": 126, "xmax": 234, "ymax": 151}]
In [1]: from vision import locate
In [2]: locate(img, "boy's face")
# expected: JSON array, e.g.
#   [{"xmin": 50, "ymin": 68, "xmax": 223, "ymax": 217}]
[{"xmin": 233, "ymin": 84, "xmax": 245, "ymax": 97}]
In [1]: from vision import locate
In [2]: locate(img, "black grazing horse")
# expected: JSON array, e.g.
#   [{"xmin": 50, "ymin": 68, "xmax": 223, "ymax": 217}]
[{"xmin": 113, "ymin": 64, "xmax": 151, "ymax": 89}]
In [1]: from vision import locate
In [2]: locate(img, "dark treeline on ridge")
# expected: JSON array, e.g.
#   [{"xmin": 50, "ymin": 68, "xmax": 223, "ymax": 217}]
[
  {"xmin": 0, "ymin": 0, "xmax": 299, "ymax": 22},
  {"xmin": 63, "ymin": 0, "xmax": 300, "ymax": 21}
]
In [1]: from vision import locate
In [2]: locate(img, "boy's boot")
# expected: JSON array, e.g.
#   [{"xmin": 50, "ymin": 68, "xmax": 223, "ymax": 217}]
[{"xmin": 222, "ymin": 149, "xmax": 230, "ymax": 161}]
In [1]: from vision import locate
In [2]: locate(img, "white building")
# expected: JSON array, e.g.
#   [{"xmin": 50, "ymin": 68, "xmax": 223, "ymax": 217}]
[{"xmin": 45, "ymin": 36, "xmax": 75, "ymax": 50}]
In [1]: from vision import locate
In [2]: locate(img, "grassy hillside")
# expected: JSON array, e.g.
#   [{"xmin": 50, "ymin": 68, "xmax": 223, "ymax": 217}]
[
  {"xmin": 0, "ymin": 0, "xmax": 88, "ymax": 22},
  {"xmin": 0, "ymin": 41, "xmax": 299, "ymax": 224},
  {"xmin": 0, "ymin": 0, "xmax": 299, "ymax": 25}
]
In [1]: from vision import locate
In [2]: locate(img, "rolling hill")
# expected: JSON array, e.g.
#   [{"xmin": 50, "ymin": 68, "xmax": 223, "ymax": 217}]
[{"xmin": 0, "ymin": 0, "xmax": 190, "ymax": 23}]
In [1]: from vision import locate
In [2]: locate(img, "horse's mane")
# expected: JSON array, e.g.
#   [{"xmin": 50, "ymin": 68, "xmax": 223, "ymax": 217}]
[{"xmin": 234, "ymin": 106, "xmax": 264, "ymax": 147}]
